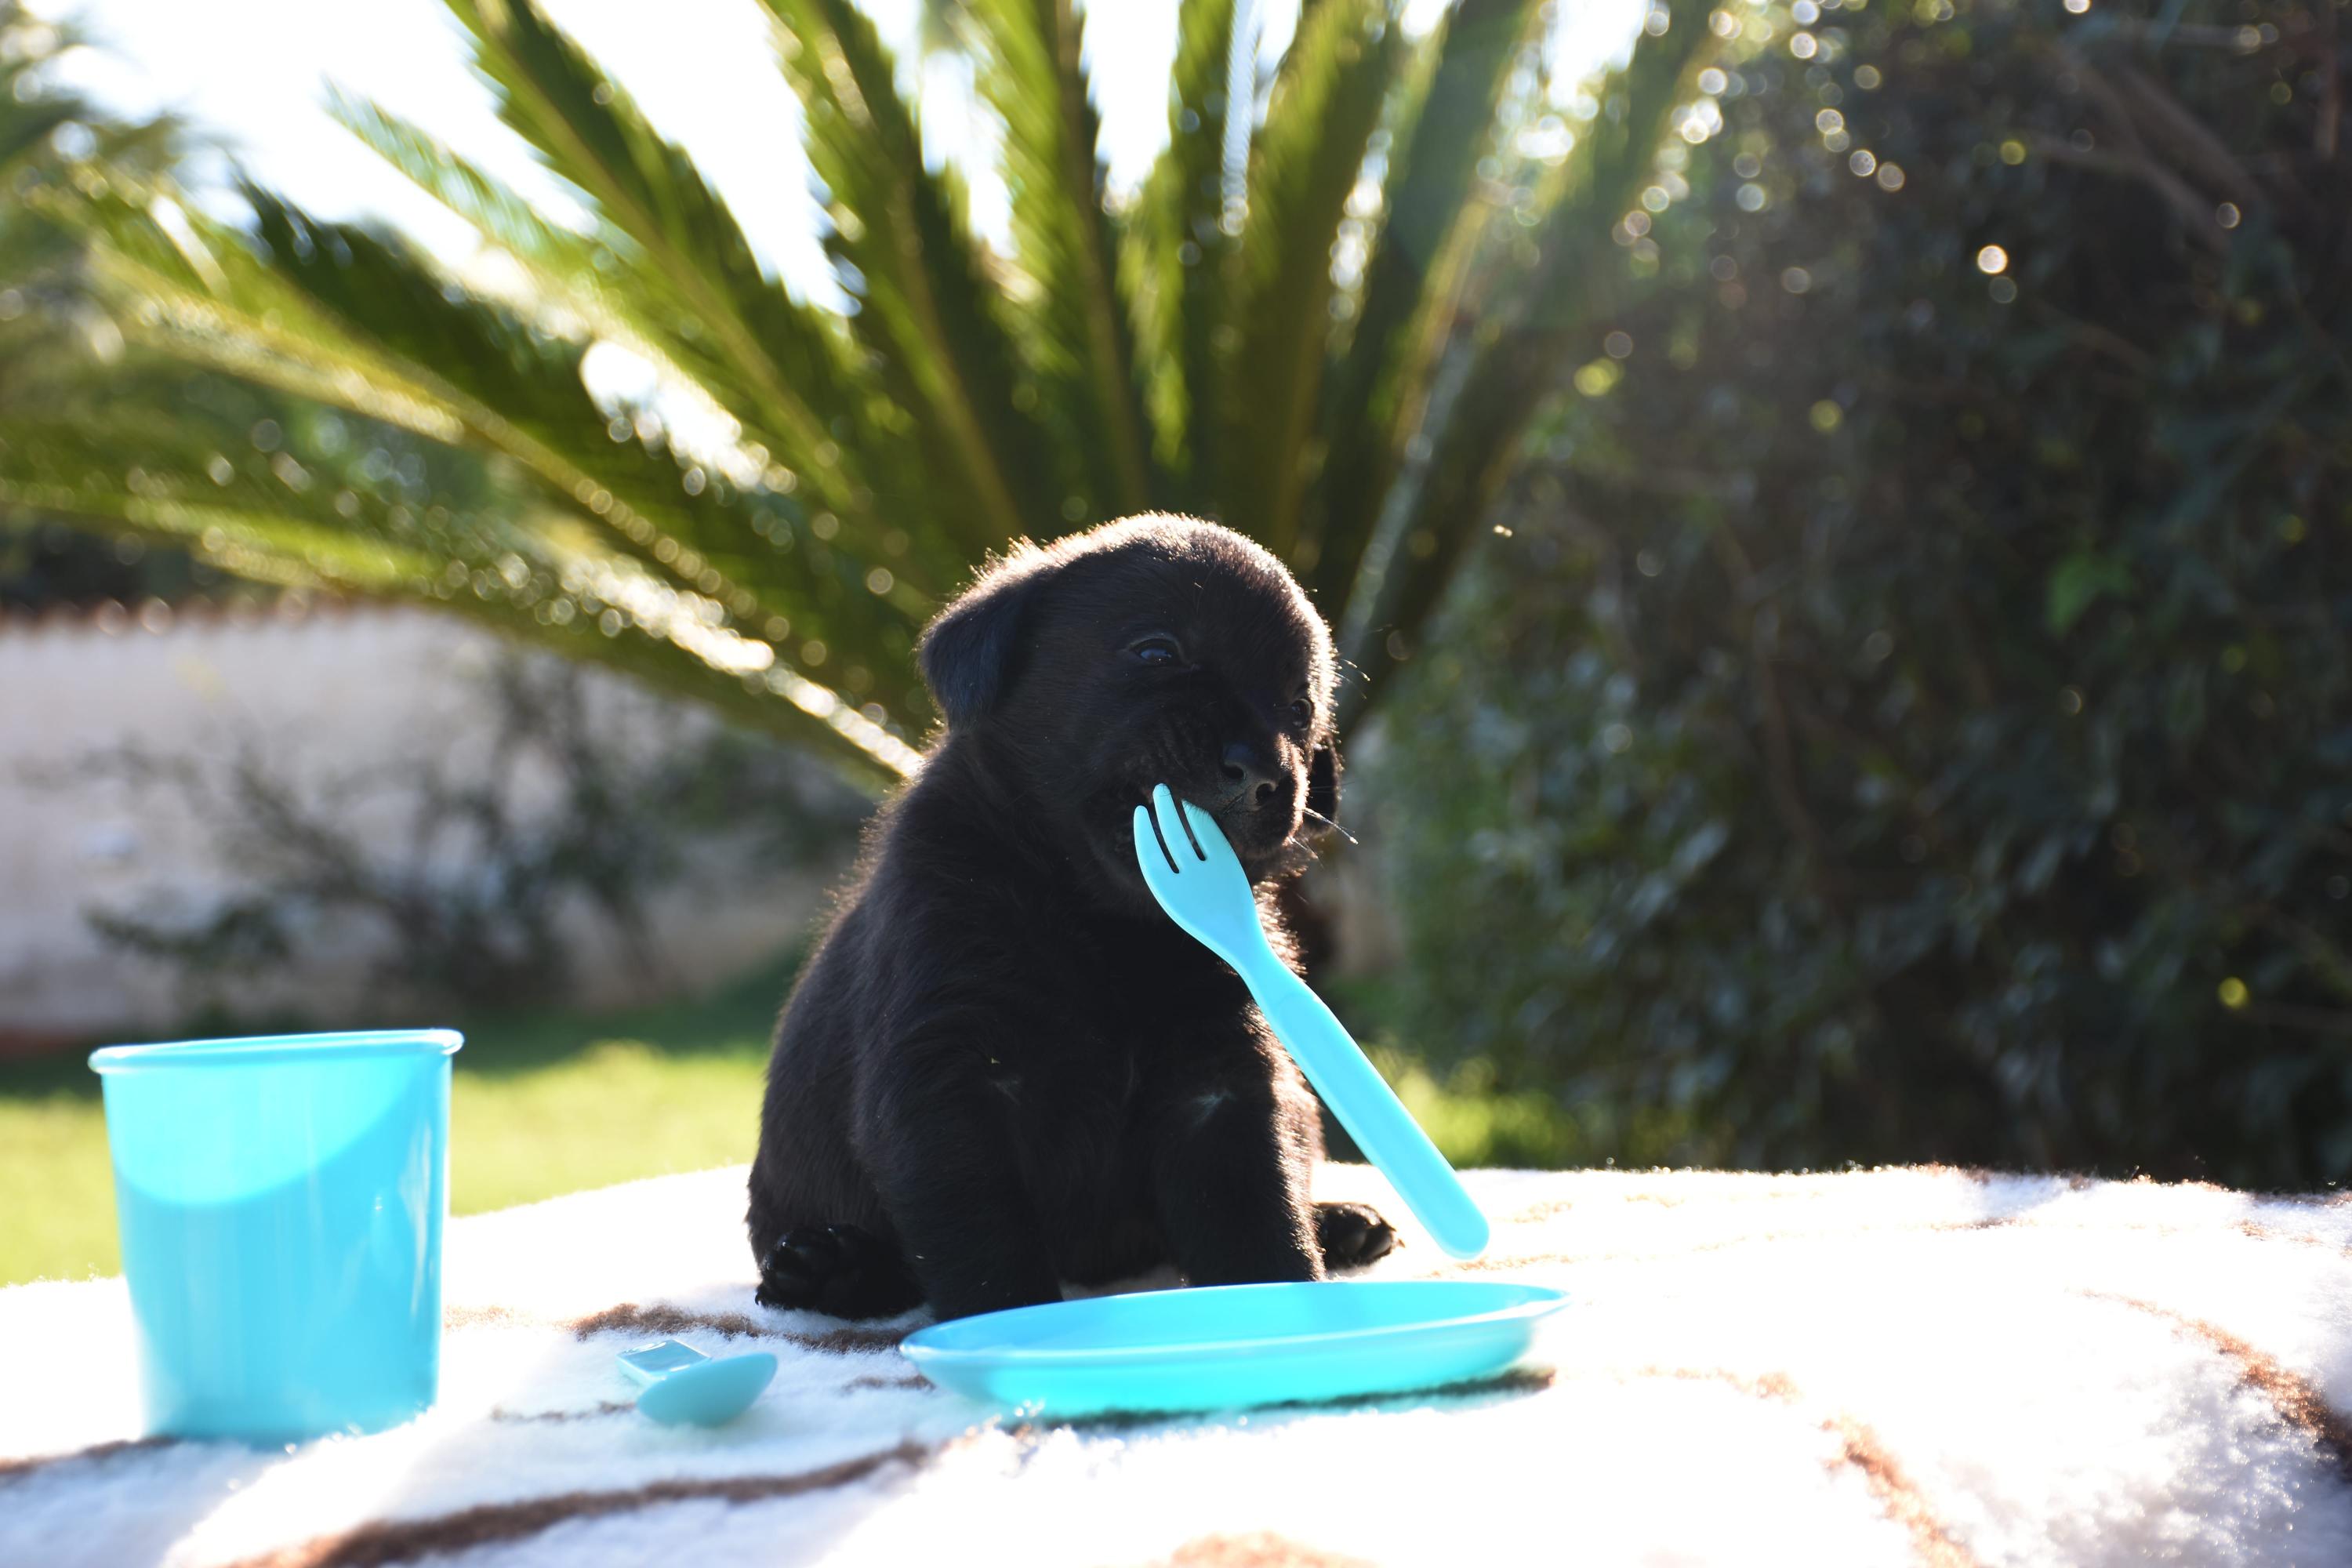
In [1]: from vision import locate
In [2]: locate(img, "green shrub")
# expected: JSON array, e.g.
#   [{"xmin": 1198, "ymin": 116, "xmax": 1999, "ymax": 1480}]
[{"xmin": 1370, "ymin": 0, "xmax": 2352, "ymax": 1186}]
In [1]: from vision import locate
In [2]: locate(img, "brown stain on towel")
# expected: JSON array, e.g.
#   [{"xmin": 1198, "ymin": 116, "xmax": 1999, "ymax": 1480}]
[
  {"xmin": 439, "ymin": 1304, "xmax": 539, "ymax": 1331},
  {"xmin": 1824, "ymin": 1415, "xmax": 1982, "ymax": 1568},
  {"xmin": 442, "ymin": 1299, "xmax": 913, "ymax": 1352},
  {"xmin": 571, "ymin": 1301, "xmax": 913, "ymax": 1354},
  {"xmin": 843, "ymin": 1371, "xmax": 934, "ymax": 1393},
  {"xmin": 1046, "ymin": 1366, "xmax": 1559, "ymax": 1435},
  {"xmin": 221, "ymin": 1439, "xmax": 935, "ymax": 1568},
  {"xmin": 1632, "ymin": 1364, "xmax": 1801, "ymax": 1403},
  {"xmin": 0, "ymin": 1435, "xmax": 179, "ymax": 1486},
  {"xmin": 1152, "ymin": 1532, "xmax": 1374, "ymax": 1567},
  {"xmin": 486, "ymin": 1401, "xmax": 635, "ymax": 1425},
  {"xmin": 2082, "ymin": 1290, "xmax": 2352, "ymax": 1480},
  {"xmin": 1626, "ymin": 1367, "xmax": 1982, "ymax": 1568},
  {"xmin": 2233, "ymin": 1217, "xmax": 2352, "ymax": 1259}
]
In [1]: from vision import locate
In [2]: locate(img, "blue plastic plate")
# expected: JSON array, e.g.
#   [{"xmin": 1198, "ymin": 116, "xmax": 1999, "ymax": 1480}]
[{"xmin": 900, "ymin": 1279, "xmax": 1568, "ymax": 1418}]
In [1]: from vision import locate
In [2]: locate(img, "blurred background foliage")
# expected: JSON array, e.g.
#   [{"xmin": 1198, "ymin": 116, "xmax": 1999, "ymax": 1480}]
[{"xmin": 1370, "ymin": 0, "xmax": 2352, "ymax": 1188}]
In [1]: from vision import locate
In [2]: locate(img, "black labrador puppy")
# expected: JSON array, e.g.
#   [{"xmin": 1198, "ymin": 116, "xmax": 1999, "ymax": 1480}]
[{"xmin": 746, "ymin": 514, "xmax": 1394, "ymax": 1321}]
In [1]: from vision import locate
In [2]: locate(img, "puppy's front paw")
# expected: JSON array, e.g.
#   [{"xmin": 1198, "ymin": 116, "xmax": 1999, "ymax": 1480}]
[
  {"xmin": 1313, "ymin": 1200, "xmax": 1398, "ymax": 1271},
  {"xmin": 756, "ymin": 1224, "xmax": 924, "ymax": 1320}
]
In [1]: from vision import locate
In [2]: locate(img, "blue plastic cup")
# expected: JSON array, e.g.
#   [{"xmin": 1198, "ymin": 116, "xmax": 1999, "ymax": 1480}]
[{"xmin": 89, "ymin": 1029, "xmax": 463, "ymax": 1442}]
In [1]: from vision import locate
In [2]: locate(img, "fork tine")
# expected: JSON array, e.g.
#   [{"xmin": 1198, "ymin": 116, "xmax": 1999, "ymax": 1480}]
[
  {"xmin": 1149, "ymin": 783, "xmax": 1192, "ymax": 862},
  {"xmin": 1134, "ymin": 800, "xmax": 1180, "ymax": 876},
  {"xmin": 1149, "ymin": 784, "xmax": 1205, "ymax": 862},
  {"xmin": 1167, "ymin": 788, "xmax": 1207, "ymax": 860},
  {"xmin": 1178, "ymin": 800, "xmax": 1238, "ymax": 873}
]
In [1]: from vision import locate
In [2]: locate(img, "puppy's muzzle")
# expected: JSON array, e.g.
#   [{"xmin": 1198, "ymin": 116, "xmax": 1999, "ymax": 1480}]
[
  {"xmin": 1191, "ymin": 738, "xmax": 1298, "ymax": 855},
  {"xmin": 1210, "ymin": 739, "xmax": 1282, "ymax": 813}
]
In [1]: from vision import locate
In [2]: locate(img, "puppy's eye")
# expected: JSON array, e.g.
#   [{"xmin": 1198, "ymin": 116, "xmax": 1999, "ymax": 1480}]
[
  {"xmin": 1287, "ymin": 698, "xmax": 1313, "ymax": 726},
  {"xmin": 1131, "ymin": 636, "xmax": 1181, "ymax": 667}
]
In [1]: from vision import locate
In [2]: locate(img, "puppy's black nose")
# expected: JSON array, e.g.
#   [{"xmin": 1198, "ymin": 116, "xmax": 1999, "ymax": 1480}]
[{"xmin": 1218, "ymin": 740, "xmax": 1281, "ymax": 808}]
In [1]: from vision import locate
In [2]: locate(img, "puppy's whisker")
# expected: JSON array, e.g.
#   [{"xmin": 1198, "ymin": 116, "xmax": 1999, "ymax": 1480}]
[{"xmin": 1299, "ymin": 807, "xmax": 1358, "ymax": 847}]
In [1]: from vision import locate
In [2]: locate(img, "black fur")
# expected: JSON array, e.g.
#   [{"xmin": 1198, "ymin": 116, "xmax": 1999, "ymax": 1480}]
[{"xmin": 746, "ymin": 515, "xmax": 1389, "ymax": 1321}]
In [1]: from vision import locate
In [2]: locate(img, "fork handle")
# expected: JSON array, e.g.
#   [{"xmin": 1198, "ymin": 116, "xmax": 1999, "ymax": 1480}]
[{"xmin": 1242, "ymin": 960, "xmax": 1490, "ymax": 1261}]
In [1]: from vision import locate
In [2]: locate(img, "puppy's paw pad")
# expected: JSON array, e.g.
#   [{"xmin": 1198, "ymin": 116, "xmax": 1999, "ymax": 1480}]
[
  {"xmin": 753, "ymin": 1226, "xmax": 838, "ymax": 1307},
  {"xmin": 756, "ymin": 1224, "xmax": 922, "ymax": 1319},
  {"xmin": 1314, "ymin": 1201, "xmax": 1398, "ymax": 1270}
]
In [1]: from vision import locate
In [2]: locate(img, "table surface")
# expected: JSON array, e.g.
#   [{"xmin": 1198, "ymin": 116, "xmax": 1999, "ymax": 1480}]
[{"xmin": 4, "ymin": 1162, "xmax": 2350, "ymax": 1568}]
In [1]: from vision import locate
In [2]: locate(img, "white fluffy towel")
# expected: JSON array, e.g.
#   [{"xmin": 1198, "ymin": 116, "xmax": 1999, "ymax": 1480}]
[{"xmin": 3, "ymin": 1163, "xmax": 2350, "ymax": 1567}]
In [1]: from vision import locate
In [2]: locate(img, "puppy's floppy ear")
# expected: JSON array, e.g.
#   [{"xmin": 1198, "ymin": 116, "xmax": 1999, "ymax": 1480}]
[
  {"xmin": 919, "ymin": 547, "xmax": 1052, "ymax": 729},
  {"xmin": 1305, "ymin": 739, "xmax": 1341, "ymax": 833}
]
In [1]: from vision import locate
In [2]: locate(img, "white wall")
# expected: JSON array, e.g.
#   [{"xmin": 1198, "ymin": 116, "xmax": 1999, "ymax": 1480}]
[{"xmin": 0, "ymin": 597, "xmax": 842, "ymax": 1042}]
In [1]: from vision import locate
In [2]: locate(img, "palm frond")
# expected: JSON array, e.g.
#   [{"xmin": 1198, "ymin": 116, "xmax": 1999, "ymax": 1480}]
[
  {"xmin": 327, "ymin": 91, "xmax": 615, "ymax": 296},
  {"xmin": 1338, "ymin": 0, "xmax": 1716, "ymax": 725},
  {"xmin": 0, "ymin": 100, "xmax": 72, "ymax": 176},
  {"xmin": 764, "ymin": 0, "xmax": 1062, "ymax": 547},
  {"xmin": 49, "ymin": 179, "xmax": 481, "ymax": 444},
  {"xmin": 0, "ymin": 390, "xmax": 919, "ymax": 783},
  {"xmin": 238, "ymin": 188, "xmax": 924, "ymax": 666},
  {"xmin": 49, "ymin": 176, "xmax": 932, "ymax": 724},
  {"xmin": 1, "ymin": 44, "xmax": 96, "ymax": 300},
  {"xmin": 1123, "ymin": 0, "xmax": 1240, "ymax": 503},
  {"xmin": 440, "ymin": 0, "xmax": 887, "ymax": 539},
  {"xmin": 21, "ymin": 0, "xmax": 1713, "ymax": 777},
  {"xmin": 964, "ymin": 0, "xmax": 1152, "ymax": 523},
  {"xmin": 1219, "ymin": 0, "xmax": 1403, "ymax": 557},
  {"xmin": 1306, "ymin": 0, "xmax": 1541, "ymax": 619},
  {"xmin": 328, "ymin": 89, "xmax": 964, "ymax": 604}
]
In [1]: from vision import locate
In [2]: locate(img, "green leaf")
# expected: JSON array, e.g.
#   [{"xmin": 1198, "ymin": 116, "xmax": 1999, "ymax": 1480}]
[
  {"xmin": 328, "ymin": 90, "xmax": 608, "ymax": 285},
  {"xmin": 1339, "ymin": 0, "xmax": 1717, "ymax": 725},
  {"xmin": 438, "ymin": 0, "xmax": 891, "ymax": 539},
  {"xmin": 0, "ymin": 397, "xmax": 918, "ymax": 787},
  {"xmin": 2045, "ymin": 550, "xmax": 2133, "ymax": 635},
  {"xmin": 1220, "ymin": 0, "xmax": 1404, "ymax": 558},
  {"xmin": 328, "ymin": 88, "xmax": 964, "ymax": 605},
  {"xmin": 963, "ymin": 0, "xmax": 1152, "ymax": 522},
  {"xmin": 1123, "ymin": 0, "xmax": 1241, "ymax": 500},
  {"xmin": 764, "ymin": 0, "xmax": 1062, "ymax": 548},
  {"xmin": 55, "ymin": 174, "xmax": 929, "ymax": 721},
  {"xmin": 1308, "ymin": 0, "xmax": 1541, "ymax": 619},
  {"xmin": 20, "ymin": 0, "xmax": 1662, "ymax": 773}
]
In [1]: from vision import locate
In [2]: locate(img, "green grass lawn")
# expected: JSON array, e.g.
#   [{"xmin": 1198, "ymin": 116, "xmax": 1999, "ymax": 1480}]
[
  {"xmin": 0, "ymin": 960, "xmax": 1579, "ymax": 1288},
  {"xmin": 0, "ymin": 956, "xmax": 793, "ymax": 1287}
]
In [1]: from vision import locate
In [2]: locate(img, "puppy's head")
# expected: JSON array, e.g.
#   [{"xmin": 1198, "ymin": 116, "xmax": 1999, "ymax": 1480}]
[{"xmin": 919, "ymin": 515, "xmax": 1341, "ymax": 904}]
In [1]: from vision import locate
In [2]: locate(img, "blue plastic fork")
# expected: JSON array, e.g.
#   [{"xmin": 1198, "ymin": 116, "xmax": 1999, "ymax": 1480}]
[{"xmin": 1132, "ymin": 784, "xmax": 1490, "ymax": 1260}]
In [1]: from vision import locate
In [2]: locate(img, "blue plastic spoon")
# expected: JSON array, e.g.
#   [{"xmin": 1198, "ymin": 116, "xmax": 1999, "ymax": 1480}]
[
  {"xmin": 617, "ymin": 1338, "xmax": 777, "ymax": 1427},
  {"xmin": 1132, "ymin": 784, "xmax": 1491, "ymax": 1260}
]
